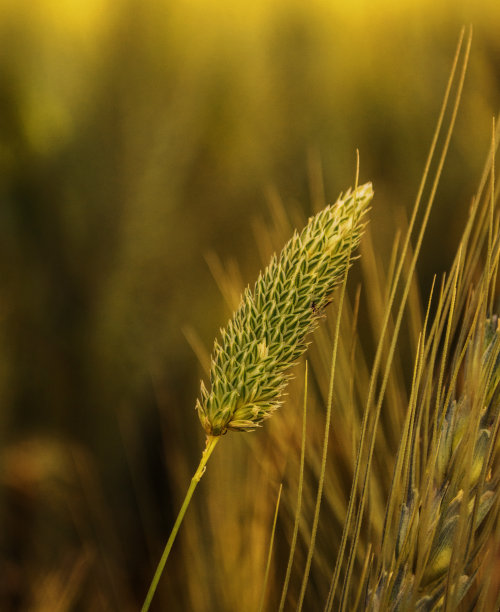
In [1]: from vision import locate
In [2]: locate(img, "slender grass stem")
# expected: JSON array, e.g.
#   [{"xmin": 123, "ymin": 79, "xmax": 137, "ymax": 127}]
[
  {"xmin": 141, "ymin": 435, "xmax": 220, "ymax": 612},
  {"xmin": 258, "ymin": 483, "xmax": 283, "ymax": 612},
  {"xmin": 298, "ymin": 212, "xmax": 354, "ymax": 611},
  {"xmin": 278, "ymin": 363, "xmax": 308, "ymax": 612}
]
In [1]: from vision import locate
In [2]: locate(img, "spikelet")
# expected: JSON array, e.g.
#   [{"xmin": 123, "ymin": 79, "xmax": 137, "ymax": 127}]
[
  {"xmin": 196, "ymin": 183, "xmax": 373, "ymax": 436},
  {"xmin": 370, "ymin": 316, "xmax": 500, "ymax": 610},
  {"xmin": 416, "ymin": 317, "xmax": 500, "ymax": 600}
]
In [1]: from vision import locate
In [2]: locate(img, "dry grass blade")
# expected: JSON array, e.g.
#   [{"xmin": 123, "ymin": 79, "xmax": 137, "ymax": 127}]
[
  {"xmin": 258, "ymin": 483, "xmax": 283, "ymax": 612},
  {"xmin": 278, "ymin": 363, "xmax": 308, "ymax": 612},
  {"xmin": 297, "ymin": 194, "xmax": 356, "ymax": 610},
  {"xmin": 325, "ymin": 26, "xmax": 472, "ymax": 612},
  {"xmin": 366, "ymin": 122, "xmax": 500, "ymax": 611}
]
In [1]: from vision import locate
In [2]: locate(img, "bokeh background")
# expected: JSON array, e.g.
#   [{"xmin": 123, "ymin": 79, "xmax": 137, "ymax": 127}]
[{"xmin": 0, "ymin": 0, "xmax": 499, "ymax": 610}]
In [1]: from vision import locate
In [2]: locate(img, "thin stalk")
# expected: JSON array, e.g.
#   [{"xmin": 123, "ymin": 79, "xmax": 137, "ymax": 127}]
[
  {"xmin": 325, "ymin": 28, "xmax": 467, "ymax": 609},
  {"xmin": 297, "ymin": 203, "xmax": 354, "ymax": 611},
  {"xmin": 259, "ymin": 483, "xmax": 283, "ymax": 612},
  {"xmin": 141, "ymin": 435, "xmax": 220, "ymax": 612},
  {"xmin": 278, "ymin": 363, "xmax": 308, "ymax": 612},
  {"xmin": 340, "ymin": 29, "xmax": 472, "ymax": 610}
]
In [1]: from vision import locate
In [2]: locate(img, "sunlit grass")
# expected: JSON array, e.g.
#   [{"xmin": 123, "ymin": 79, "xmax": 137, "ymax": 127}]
[
  {"xmin": 1, "ymin": 1, "xmax": 500, "ymax": 609},
  {"xmin": 150, "ymin": 28, "xmax": 500, "ymax": 611}
]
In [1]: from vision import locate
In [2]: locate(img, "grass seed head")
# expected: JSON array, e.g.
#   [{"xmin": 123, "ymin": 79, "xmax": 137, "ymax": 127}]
[
  {"xmin": 196, "ymin": 182, "xmax": 373, "ymax": 436},
  {"xmin": 374, "ymin": 316, "xmax": 500, "ymax": 609}
]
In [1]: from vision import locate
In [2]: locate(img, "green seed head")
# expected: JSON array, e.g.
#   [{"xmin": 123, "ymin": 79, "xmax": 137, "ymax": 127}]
[{"xmin": 196, "ymin": 182, "xmax": 373, "ymax": 436}]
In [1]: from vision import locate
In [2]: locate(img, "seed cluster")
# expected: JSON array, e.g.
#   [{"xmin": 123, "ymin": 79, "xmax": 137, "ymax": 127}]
[
  {"xmin": 370, "ymin": 317, "xmax": 500, "ymax": 609},
  {"xmin": 196, "ymin": 183, "xmax": 373, "ymax": 436}
]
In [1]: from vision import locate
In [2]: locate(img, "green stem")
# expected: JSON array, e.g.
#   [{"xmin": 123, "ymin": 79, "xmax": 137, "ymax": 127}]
[{"xmin": 141, "ymin": 435, "xmax": 220, "ymax": 612}]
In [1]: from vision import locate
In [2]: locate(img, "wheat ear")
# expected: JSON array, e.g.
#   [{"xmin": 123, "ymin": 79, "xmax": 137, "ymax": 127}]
[
  {"xmin": 141, "ymin": 182, "xmax": 373, "ymax": 611},
  {"xmin": 370, "ymin": 316, "xmax": 500, "ymax": 610}
]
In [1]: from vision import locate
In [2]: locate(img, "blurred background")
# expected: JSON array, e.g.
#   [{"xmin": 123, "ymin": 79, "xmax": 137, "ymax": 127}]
[{"xmin": 0, "ymin": 0, "xmax": 499, "ymax": 610}]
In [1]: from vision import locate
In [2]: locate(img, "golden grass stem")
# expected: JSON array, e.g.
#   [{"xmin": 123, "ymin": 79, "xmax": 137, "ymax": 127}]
[
  {"xmin": 278, "ymin": 363, "xmax": 308, "ymax": 612},
  {"xmin": 339, "ymin": 29, "xmax": 472, "ymax": 611},
  {"xmin": 141, "ymin": 435, "xmax": 220, "ymax": 612},
  {"xmin": 297, "ymin": 216, "xmax": 354, "ymax": 611},
  {"xmin": 258, "ymin": 483, "xmax": 283, "ymax": 612}
]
